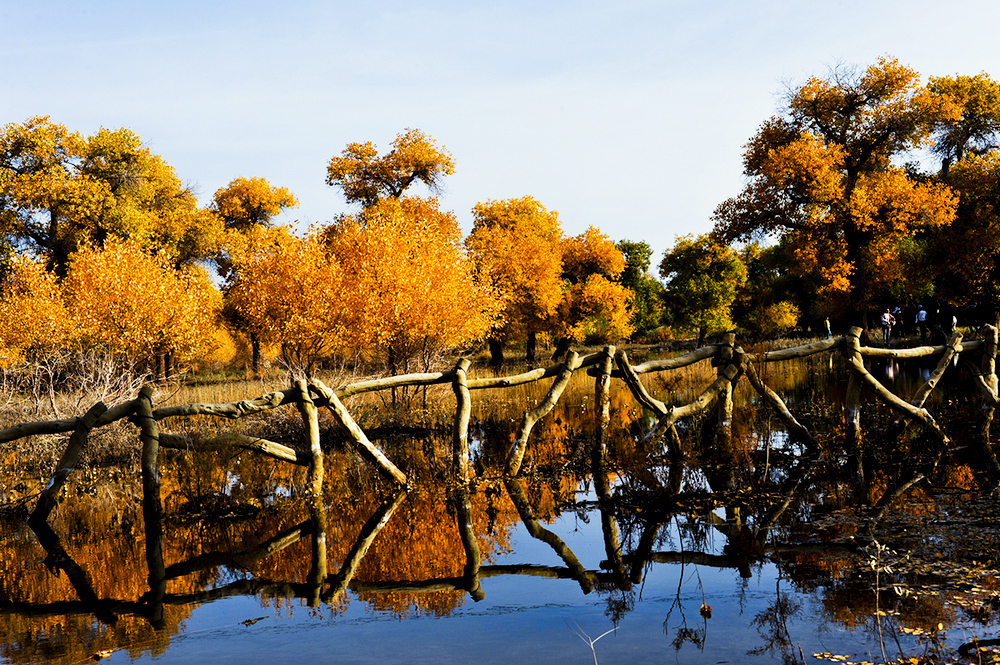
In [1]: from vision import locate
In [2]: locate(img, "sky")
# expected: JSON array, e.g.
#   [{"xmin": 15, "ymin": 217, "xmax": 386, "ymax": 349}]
[{"xmin": 3, "ymin": 0, "xmax": 1000, "ymax": 263}]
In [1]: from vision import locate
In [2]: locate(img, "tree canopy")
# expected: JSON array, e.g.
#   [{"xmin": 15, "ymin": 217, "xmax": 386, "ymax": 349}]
[{"xmin": 712, "ymin": 57, "xmax": 959, "ymax": 322}]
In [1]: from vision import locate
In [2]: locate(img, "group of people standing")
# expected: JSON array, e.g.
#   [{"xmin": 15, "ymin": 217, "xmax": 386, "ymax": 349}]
[{"xmin": 880, "ymin": 305, "xmax": 952, "ymax": 345}]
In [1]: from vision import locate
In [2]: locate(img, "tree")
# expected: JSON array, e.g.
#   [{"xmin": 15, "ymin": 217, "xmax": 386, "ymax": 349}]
[
  {"xmin": 733, "ymin": 243, "xmax": 802, "ymax": 338},
  {"xmin": 62, "ymin": 239, "xmax": 221, "ymax": 376},
  {"xmin": 929, "ymin": 72, "xmax": 1000, "ymax": 177},
  {"xmin": 659, "ymin": 234, "xmax": 747, "ymax": 347},
  {"xmin": 712, "ymin": 57, "xmax": 959, "ymax": 328},
  {"xmin": 212, "ymin": 177, "xmax": 298, "ymax": 232},
  {"xmin": 326, "ymin": 129, "xmax": 455, "ymax": 208},
  {"xmin": 466, "ymin": 197, "xmax": 564, "ymax": 364},
  {"xmin": 223, "ymin": 226, "xmax": 346, "ymax": 375},
  {"xmin": 0, "ymin": 117, "xmax": 223, "ymax": 275},
  {"xmin": 322, "ymin": 196, "xmax": 499, "ymax": 376},
  {"xmin": 615, "ymin": 239, "xmax": 664, "ymax": 337},
  {"xmin": 0, "ymin": 255, "xmax": 70, "ymax": 365}
]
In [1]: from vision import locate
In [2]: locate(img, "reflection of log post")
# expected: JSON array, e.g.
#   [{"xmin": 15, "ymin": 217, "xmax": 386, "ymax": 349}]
[
  {"xmin": 451, "ymin": 358, "xmax": 473, "ymax": 483},
  {"xmin": 307, "ymin": 498, "xmax": 327, "ymax": 607},
  {"xmin": 504, "ymin": 477, "xmax": 594, "ymax": 594},
  {"xmin": 325, "ymin": 490, "xmax": 407, "ymax": 603},
  {"xmin": 593, "ymin": 462, "xmax": 626, "ymax": 585},
  {"xmin": 506, "ymin": 352, "xmax": 582, "ymax": 476},
  {"xmin": 712, "ymin": 334, "xmax": 737, "ymax": 491},
  {"xmin": 295, "ymin": 379, "xmax": 323, "ymax": 499},
  {"xmin": 30, "ymin": 401, "xmax": 107, "ymax": 525},
  {"xmin": 310, "ymin": 379, "xmax": 407, "ymax": 486},
  {"xmin": 454, "ymin": 486, "xmax": 485, "ymax": 601},
  {"xmin": 843, "ymin": 326, "xmax": 865, "ymax": 490},
  {"xmin": 136, "ymin": 386, "xmax": 166, "ymax": 629},
  {"xmin": 593, "ymin": 346, "xmax": 615, "ymax": 461}
]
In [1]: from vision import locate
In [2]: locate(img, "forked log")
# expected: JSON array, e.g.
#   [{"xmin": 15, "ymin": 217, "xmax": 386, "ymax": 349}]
[
  {"xmin": 30, "ymin": 401, "xmax": 108, "ymax": 525},
  {"xmin": 883, "ymin": 332, "xmax": 962, "ymax": 440},
  {"xmin": 505, "ymin": 352, "xmax": 582, "ymax": 476},
  {"xmin": 153, "ymin": 389, "xmax": 299, "ymax": 420},
  {"xmin": 845, "ymin": 356, "xmax": 949, "ymax": 443},
  {"xmin": 743, "ymin": 360, "xmax": 816, "ymax": 449},
  {"xmin": 325, "ymin": 490, "xmax": 407, "ymax": 602},
  {"xmin": 309, "ymin": 379, "xmax": 407, "ymax": 485},
  {"xmin": 615, "ymin": 349, "xmax": 667, "ymax": 416}
]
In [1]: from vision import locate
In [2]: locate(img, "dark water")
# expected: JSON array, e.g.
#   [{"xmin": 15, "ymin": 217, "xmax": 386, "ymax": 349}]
[{"xmin": 3, "ymin": 352, "xmax": 1000, "ymax": 664}]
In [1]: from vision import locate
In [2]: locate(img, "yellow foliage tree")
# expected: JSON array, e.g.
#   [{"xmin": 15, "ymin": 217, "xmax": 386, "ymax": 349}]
[
  {"xmin": 0, "ymin": 256, "xmax": 70, "ymax": 365},
  {"xmin": 211, "ymin": 176, "xmax": 298, "ymax": 232},
  {"xmin": 62, "ymin": 239, "xmax": 221, "ymax": 375},
  {"xmin": 326, "ymin": 129, "xmax": 455, "ymax": 208},
  {"xmin": 0, "ymin": 117, "xmax": 223, "ymax": 275},
  {"xmin": 223, "ymin": 225, "xmax": 347, "ymax": 375},
  {"xmin": 712, "ymin": 57, "xmax": 959, "ymax": 326},
  {"xmin": 322, "ymin": 196, "xmax": 499, "ymax": 375},
  {"xmin": 466, "ymin": 197, "xmax": 564, "ymax": 364}
]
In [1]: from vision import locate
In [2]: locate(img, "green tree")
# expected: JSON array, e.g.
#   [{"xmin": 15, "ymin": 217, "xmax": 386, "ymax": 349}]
[
  {"xmin": 615, "ymin": 239, "xmax": 665, "ymax": 337},
  {"xmin": 659, "ymin": 234, "xmax": 747, "ymax": 347},
  {"xmin": 712, "ymin": 57, "xmax": 959, "ymax": 329}
]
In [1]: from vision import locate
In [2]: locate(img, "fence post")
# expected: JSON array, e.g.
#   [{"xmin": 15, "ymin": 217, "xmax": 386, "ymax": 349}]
[
  {"xmin": 844, "ymin": 326, "xmax": 865, "ymax": 492},
  {"xmin": 452, "ymin": 358, "xmax": 473, "ymax": 483},
  {"xmin": 295, "ymin": 379, "xmax": 323, "ymax": 499},
  {"xmin": 593, "ymin": 345, "xmax": 615, "ymax": 462},
  {"xmin": 136, "ymin": 385, "xmax": 166, "ymax": 628}
]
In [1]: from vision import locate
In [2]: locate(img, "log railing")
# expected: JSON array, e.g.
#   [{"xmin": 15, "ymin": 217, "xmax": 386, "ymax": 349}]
[{"xmin": 4, "ymin": 325, "xmax": 999, "ymax": 526}]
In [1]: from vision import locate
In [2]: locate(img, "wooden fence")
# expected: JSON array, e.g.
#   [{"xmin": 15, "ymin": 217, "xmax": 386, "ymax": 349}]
[{"xmin": 3, "ymin": 324, "xmax": 999, "ymax": 528}]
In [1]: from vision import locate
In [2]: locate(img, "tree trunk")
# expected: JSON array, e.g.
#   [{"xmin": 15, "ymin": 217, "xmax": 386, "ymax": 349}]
[
  {"xmin": 251, "ymin": 333, "xmax": 262, "ymax": 374},
  {"xmin": 551, "ymin": 337, "xmax": 571, "ymax": 362},
  {"xmin": 488, "ymin": 339, "xmax": 505, "ymax": 367},
  {"xmin": 697, "ymin": 326, "xmax": 707, "ymax": 348},
  {"xmin": 525, "ymin": 332, "xmax": 537, "ymax": 362}
]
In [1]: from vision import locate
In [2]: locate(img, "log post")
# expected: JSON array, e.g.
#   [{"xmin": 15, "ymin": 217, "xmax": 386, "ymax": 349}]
[
  {"xmin": 136, "ymin": 385, "xmax": 166, "ymax": 628},
  {"xmin": 506, "ymin": 351, "xmax": 582, "ymax": 476},
  {"xmin": 844, "ymin": 326, "xmax": 865, "ymax": 492},
  {"xmin": 295, "ymin": 379, "xmax": 323, "ymax": 499},
  {"xmin": 982, "ymin": 325, "xmax": 999, "ymax": 442},
  {"xmin": 593, "ymin": 345, "xmax": 615, "ymax": 462},
  {"xmin": 310, "ymin": 379, "xmax": 407, "ymax": 485},
  {"xmin": 451, "ymin": 358, "xmax": 473, "ymax": 484},
  {"xmin": 30, "ymin": 401, "xmax": 108, "ymax": 525}
]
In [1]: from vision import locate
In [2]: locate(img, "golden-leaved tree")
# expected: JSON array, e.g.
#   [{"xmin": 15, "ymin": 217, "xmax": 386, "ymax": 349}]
[
  {"xmin": 322, "ymin": 196, "xmax": 499, "ymax": 375},
  {"xmin": 0, "ymin": 256, "xmax": 70, "ymax": 365},
  {"xmin": 223, "ymin": 225, "xmax": 346, "ymax": 375},
  {"xmin": 326, "ymin": 128, "xmax": 454, "ymax": 208},
  {"xmin": 712, "ymin": 57, "xmax": 959, "ymax": 327},
  {"xmin": 466, "ymin": 196, "xmax": 564, "ymax": 364},
  {"xmin": 62, "ymin": 239, "xmax": 221, "ymax": 376},
  {"xmin": 0, "ymin": 117, "xmax": 223, "ymax": 275}
]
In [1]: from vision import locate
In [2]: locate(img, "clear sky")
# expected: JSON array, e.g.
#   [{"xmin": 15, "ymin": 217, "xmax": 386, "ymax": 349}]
[{"xmin": 3, "ymin": 0, "xmax": 999, "ymax": 263}]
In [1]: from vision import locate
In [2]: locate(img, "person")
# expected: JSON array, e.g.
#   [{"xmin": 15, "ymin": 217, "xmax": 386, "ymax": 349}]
[
  {"xmin": 916, "ymin": 305, "xmax": 928, "ymax": 343},
  {"xmin": 825, "ymin": 317, "xmax": 831, "ymax": 339},
  {"xmin": 881, "ymin": 308, "xmax": 895, "ymax": 345}
]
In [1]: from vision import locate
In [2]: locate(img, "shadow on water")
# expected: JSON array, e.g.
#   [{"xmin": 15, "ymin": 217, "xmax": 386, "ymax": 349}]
[{"xmin": 4, "ymin": 350, "xmax": 1000, "ymax": 663}]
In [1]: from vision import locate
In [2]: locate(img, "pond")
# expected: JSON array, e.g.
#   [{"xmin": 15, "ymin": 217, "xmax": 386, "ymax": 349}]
[{"xmin": 3, "ymin": 348, "xmax": 1000, "ymax": 664}]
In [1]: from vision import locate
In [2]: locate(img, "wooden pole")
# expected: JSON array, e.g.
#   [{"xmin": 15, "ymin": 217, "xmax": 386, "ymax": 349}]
[
  {"xmin": 844, "ymin": 326, "xmax": 865, "ymax": 491},
  {"xmin": 295, "ymin": 379, "xmax": 324, "ymax": 499},
  {"xmin": 30, "ymin": 401, "xmax": 107, "ymax": 525},
  {"xmin": 744, "ymin": 360, "xmax": 816, "ymax": 449},
  {"xmin": 310, "ymin": 379, "xmax": 408, "ymax": 485},
  {"xmin": 506, "ymin": 352, "xmax": 582, "ymax": 476},
  {"xmin": 451, "ymin": 358, "xmax": 473, "ymax": 483},
  {"xmin": 136, "ymin": 385, "xmax": 166, "ymax": 628},
  {"xmin": 593, "ymin": 345, "xmax": 615, "ymax": 461}
]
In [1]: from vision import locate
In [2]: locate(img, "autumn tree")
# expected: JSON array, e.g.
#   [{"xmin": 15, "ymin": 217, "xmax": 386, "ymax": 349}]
[
  {"xmin": 322, "ymin": 196, "xmax": 499, "ymax": 376},
  {"xmin": 326, "ymin": 129, "xmax": 454, "ymax": 208},
  {"xmin": 62, "ymin": 239, "xmax": 221, "ymax": 377},
  {"xmin": 212, "ymin": 176, "xmax": 298, "ymax": 232},
  {"xmin": 0, "ymin": 256, "xmax": 70, "ymax": 365},
  {"xmin": 552, "ymin": 226, "xmax": 633, "ymax": 355},
  {"xmin": 732, "ymin": 243, "xmax": 803, "ymax": 338},
  {"xmin": 712, "ymin": 57, "xmax": 959, "ymax": 329},
  {"xmin": 466, "ymin": 197, "xmax": 564, "ymax": 365},
  {"xmin": 929, "ymin": 73, "xmax": 1000, "ymax": 177},
  {"xmin": 659, "ymin": 234, "xmax": 747, "ymax": 347},
  {"xmin": 223, "ymin": 226, "xmax": 346, "ymax": 375},
  {"xmin": 0, "ymin": 117, "xmax": 223, "ymax": 275}
]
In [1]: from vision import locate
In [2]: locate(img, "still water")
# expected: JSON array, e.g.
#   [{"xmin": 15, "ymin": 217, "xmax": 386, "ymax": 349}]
[{"xmin": 3, "ymin": 351, "xmax": 1000, "ymax": 664}]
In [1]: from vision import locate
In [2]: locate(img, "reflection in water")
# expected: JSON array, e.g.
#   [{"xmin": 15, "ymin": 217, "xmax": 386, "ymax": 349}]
[{"xmin": 3, "ymin": 352, "xmax": 1000, "ymax": 662}]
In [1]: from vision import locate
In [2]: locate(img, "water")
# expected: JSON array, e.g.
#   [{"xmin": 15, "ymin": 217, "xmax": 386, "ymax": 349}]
[{"xmin": 3, "ymin": 350, "xmax": 1000, "ymax": 663}]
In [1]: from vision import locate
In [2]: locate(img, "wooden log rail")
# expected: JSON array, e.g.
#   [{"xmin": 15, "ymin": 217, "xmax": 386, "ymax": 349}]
[{"xmin": 4, "ymin": 328, "xmax": 998, "ymax": 524}]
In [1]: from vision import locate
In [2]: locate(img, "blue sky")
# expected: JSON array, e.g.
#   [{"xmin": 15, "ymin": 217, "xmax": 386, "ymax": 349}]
[{"xmin": 3, "ymin": 0, "xmax": 1000, "ymax": 263}]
